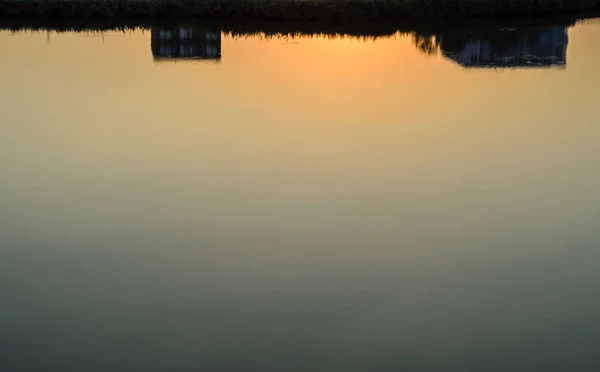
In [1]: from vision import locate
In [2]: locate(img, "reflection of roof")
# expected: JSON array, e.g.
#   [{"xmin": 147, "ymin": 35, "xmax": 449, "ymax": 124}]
[
  {"xmin": 150, "ymin": 27, "xmax": 221, "ymax": 61},
  {"xmin": 441, "ymin": 26, "xmax": 568, "ymax": 69}
]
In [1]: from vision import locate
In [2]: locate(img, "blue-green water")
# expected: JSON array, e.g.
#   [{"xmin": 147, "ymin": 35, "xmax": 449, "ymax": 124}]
[{"xmin": 2, "ymin": 18, "xmax": 600, "ymax": 372}]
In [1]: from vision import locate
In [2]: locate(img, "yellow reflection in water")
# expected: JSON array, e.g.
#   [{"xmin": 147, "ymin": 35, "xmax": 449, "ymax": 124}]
[{"xmin": 0, "ymin": 24, "xmax": 599, "ymax": 253}]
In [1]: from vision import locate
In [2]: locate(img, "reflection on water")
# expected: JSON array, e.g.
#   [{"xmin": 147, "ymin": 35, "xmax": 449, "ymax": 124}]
[
  {"xmin": 145, "ymin": 22, "xmax": 571, "ymax": 69},
  {"xmin": 438, "ymin": 26, "xmax": 568, "ymax": 68},
  {"xmin": 2, "ymin": 16, "xmax": 600, "ymax": 372},
  {"xmin": 151, "ymin": 26, "xmax": 221, "ymax": 61},
  {"xmin": 6, "ymin": 19, "xmax": 578, "ymax": 69}
]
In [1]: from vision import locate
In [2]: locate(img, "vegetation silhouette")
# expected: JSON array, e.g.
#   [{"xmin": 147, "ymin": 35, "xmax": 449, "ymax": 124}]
[
  {"xmin": 0, "ymin": 0, "xmax": 599, "ymax": 21},
  {"xmin": 0, "ymin": 13, "xmax": 586, "ymax": 68}
]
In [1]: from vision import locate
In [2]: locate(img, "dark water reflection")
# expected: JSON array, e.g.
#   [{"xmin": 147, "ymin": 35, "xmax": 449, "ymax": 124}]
[
  {"xmin": 146, "ymin": 23, "xmax": 571, "ymax": 68},
  {"xmin": 415, "ymin": 26, "xmax": 569, "ymax": 68},
  {"xmin": 2, "ymin": 15, "xmax": 600, "ymax": 372},
  {"xmin": 0, "ymin": 15, "xmax": 583, "ymax": 68},
  {"xmin": 147, "ymin": 21, "xmax": 572, "ymax": 68},
  {"xmin": 151, "ymin": 26, "xmax": 221, "ymax": 61}
]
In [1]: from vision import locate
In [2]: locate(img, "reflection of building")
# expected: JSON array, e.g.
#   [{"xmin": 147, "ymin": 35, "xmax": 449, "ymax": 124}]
[
  {"xmin": 441, "ymin": 26, "xmax": 568, "ymax": 68},
  {"xmin": 151, "ymin": 27, "xmax": 221, "ymax": 61}
]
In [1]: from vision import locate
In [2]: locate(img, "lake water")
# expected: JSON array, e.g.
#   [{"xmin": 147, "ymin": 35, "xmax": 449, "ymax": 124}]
[{"xmin": 2, "ymin": 17, "xmax": 600, "ymax": 372}]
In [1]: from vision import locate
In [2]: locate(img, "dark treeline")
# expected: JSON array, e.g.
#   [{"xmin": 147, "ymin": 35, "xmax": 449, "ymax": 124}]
[
  {"xmin": 0, "ymin": 0, "xmax": 599, "ymax": 21},
  {"xmin": 0, "ymin": 12, "xmax": 590, "ymax": 37}
]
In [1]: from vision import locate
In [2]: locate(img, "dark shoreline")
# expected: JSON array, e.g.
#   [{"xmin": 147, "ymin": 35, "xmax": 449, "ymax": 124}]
[
  {"xmin": 0, "ymin": 0, "xmax": 599, "ymax": 22},
  {"xmin": 0, "ymin": 11, "xmax": 597, "ymax": 37}
]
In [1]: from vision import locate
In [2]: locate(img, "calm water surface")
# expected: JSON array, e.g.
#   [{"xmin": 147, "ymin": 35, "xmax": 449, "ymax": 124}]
[{"xmin": 1, "ymin": 18, "xmax": 600, "ymax": 372}]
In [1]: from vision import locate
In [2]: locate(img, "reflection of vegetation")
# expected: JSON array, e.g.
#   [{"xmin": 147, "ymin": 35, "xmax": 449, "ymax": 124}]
[
  {"xmin": 0, "ymin": 20, "xmax": 404, "ymax": 39},
  {"xmin": 0, "ymin": 18, "xmax": 575, "ymax": 69},
  {"xmin": 0, "ymin": 15, "xmax": 582, "ymax": 60},
  {"xmin": 412, "ymin": 34, "xmax": 439, "ymax": 55},
  {"xmin": 415, "ymin": 24, "xmax": 571, "ymax": 68},
  {"xmin": 0, "ymin": 0, "xmax": 599, "ymax": 20},
  {"xmin": 0, "ymin": 13, "xmax": 585, "ymax": 41}
]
